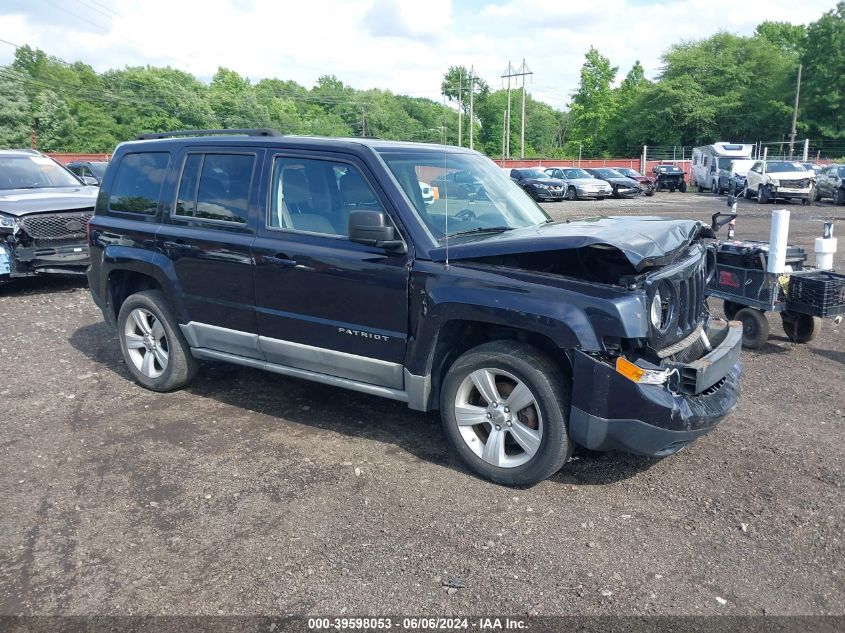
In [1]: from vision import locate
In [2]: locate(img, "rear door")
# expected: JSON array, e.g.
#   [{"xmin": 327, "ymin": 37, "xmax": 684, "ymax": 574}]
[
  {"xmin": 156, "ymin": 146, "xmax": 264, "ymax": 358},
  {"xmin": 252, "ymin": 150, "xmax": 410, "ymax": 389}
]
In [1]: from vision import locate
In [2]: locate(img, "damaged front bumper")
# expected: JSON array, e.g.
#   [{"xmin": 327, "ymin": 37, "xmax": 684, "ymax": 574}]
[
  {"xmin": 569, "ymin": 319, "xmax": 742, "ymax": 456},
  {"xmin": 0, "ymin": 240, "xmax": 88, "ymax": 278}
]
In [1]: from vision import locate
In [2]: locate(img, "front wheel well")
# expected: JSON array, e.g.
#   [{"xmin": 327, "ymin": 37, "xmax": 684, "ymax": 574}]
[
  {"xmin": 426, "ymin": 320, "xmax": 571, "ymax": 410},
  {"xmin": 107, "ymin": 270, "xmax": 163, "ymax": 320}
]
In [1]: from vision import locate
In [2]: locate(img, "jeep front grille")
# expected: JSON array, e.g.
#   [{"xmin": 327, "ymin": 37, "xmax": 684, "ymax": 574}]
[
  {"xmin": 676, "ymin": 264, "xmax": 706, "ymax": 333},
  {"xmin": 19, "ymin": 210, "xmax": 93, "ymax": 241}
]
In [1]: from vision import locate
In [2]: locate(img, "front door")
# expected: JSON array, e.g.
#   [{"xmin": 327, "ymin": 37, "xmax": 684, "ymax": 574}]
[{"xmin": 252, "ymin": 152, "xmax": 410, "ymax": 389}]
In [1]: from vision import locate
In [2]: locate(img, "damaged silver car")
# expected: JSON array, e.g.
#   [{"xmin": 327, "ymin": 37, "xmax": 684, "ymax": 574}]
[{"xmin": 0, "ymin": 150, "xmax": 98, "ymax": 282}]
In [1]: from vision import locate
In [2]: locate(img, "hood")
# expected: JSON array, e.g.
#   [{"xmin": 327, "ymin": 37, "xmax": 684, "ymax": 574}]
[
  {"xmin": 431, "ymin": 216, "xmax": 702, "ymax": 272},
  {"xmin": 571, "ymin": 177, "xmax": 612, "ymax": 187},
  {"xmin": 0, "ymin": 187, "xmax": 99, "ymax": 216},
  {"xmin": 605, "ymin": 177, "xmax": 642, "ymax": 188},
  {"xmin": 524, "ymin": 177, "xmax": 564, "ymax": 186},
  {"xmin": 767, "ymin": 171, "xmax": 814, "ymax": 180}
]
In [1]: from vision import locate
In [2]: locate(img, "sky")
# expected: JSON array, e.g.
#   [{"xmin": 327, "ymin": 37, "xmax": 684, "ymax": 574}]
[{"xmin": 0, "ymin": 0, "xmax": 837, "ymax": 110}]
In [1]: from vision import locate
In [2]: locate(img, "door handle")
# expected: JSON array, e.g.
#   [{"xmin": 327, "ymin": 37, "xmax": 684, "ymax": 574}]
[
  {"xmin": 163, "ymin": 240, "xmax": 194, "ymax": 250},
  {"xmin": 264, "ymin": 254, "xmax": 298, "ymax": 267}
]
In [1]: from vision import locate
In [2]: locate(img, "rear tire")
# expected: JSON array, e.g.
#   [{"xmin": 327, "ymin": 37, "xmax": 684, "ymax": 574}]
[
  {"xmin": 117, "ymin": 290, "xmax": 198, "ymax": 392},
  {"xmin": 440, "ymin": 340, "xmax": 572, "ymax": 486},
  {"xmin": 735, "ymin": 308, "xmax": 769, "ymax": 349},
  {"xmin": 781, "ymin": 312, "xmax": 820, "ymax": 343}
]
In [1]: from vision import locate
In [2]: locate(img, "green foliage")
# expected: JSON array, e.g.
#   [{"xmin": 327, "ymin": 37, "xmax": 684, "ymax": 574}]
[
  {"xmin": 568, "ymin": 47, "xmax": 618, "ymax": 155},
  {"xmin": 755, "ymin": 21, "xmax": 806, "ymax": 55},
  {"xmin": 801, "ymin": 2, "xmax": 845, "ymax": 138},
  {"xmin": 0, "ymin": 73, "xmax": 31, "ymax": 148}
]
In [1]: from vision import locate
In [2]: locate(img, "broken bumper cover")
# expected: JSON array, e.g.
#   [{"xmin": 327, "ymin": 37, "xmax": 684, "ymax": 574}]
[
  {"xmin": 0, "ymin": 241, "xmax": 88, "ymax": 277},
  {"xmin": 569, "ymin": 321, "xmax": 742, "ymax": 456}
]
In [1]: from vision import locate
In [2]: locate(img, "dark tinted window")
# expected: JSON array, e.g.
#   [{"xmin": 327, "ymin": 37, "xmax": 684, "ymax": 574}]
[
  {"xmin": 109, "ymin": 152, "xmax": 170, "ymax": 214},
  {"xmin": 174, "ymin": 153, "xmax": 254, "ymax": 224},
  {"xmin": 175, "ymin": 154, "xmax": 202, "ymax": 217}
]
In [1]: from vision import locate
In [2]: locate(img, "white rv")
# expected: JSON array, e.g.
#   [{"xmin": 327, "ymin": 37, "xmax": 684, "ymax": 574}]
[{"xmin": 691, "ymin": 142, "xmax": 755, "ymax": 192}]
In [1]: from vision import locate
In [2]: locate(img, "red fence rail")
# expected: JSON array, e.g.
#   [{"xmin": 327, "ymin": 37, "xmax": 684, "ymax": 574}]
[{"xmin": 48, "ymin": 153, "xmax": 111, "ymax": 164}]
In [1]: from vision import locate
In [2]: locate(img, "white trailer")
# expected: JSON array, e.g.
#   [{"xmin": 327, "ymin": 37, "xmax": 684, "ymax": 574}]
[{"xmin": 691, "ymin": 142, "xmax": 755, "ymax": 192}]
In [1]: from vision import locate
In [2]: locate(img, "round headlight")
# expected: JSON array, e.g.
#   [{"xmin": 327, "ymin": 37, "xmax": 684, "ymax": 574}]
[{"xmin": 650, "ymin": 288, "xmax": 663, "ymax": 329}]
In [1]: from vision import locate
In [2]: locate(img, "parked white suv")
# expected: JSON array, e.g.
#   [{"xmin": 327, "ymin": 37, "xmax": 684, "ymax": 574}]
[{"xmin": 744, "ymin": 160, "xmax": 814, "ymax": 205}]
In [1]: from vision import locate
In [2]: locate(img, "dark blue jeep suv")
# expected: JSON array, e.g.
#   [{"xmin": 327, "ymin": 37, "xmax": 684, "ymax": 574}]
[{"xmin": 87, "ymin": 129, "xmax": 742, "ymax": 485}]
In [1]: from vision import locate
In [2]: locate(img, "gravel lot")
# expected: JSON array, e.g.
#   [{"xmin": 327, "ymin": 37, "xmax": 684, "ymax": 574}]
[{"xmin": 0, "ymin": 192, "xmax": 843, "ymax": 619}]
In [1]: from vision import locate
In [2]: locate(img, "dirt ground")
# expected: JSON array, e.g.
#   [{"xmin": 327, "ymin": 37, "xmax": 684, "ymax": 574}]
[{"xmin": 0, "ymin": 191, "xmax": 843, "ymax": 619}]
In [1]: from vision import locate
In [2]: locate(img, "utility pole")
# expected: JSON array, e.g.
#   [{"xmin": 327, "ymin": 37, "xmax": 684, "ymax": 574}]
[
  {"xmin": 788, "ymin": 63, "xmax": 802, "ymax": 157},
  {"xmin": 468, "ymin": 66, "xmax": 475, "ymax": 151},
  {"xmin": 502, "ymin": 60, "xmax": 533, "ymax": 159},
  {"xmin": 501, "ymin": 61, "xmax": 515, "ymax": 159},
  {"xmin": 502, "ymin": 109, "xmax": 507, "ymax": 162},
  {"xmin": 457, "ymin": 67, "xmax": 463, "ymax": 147}
]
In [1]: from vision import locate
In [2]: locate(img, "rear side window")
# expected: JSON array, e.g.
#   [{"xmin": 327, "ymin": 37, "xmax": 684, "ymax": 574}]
[
  {"xmin": 109, "ymin": 152, "xmax": 170, "ymax": 215},
  {"xmin": 174, "ymin": 153, "xmax": 254, "ymax": 224}
]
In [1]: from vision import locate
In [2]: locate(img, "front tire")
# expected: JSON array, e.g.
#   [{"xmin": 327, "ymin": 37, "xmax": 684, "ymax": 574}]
[
  {"xmin": 757, "ymin": 185, "xmax": 769, "ymax": 204},
  {"xmin": 679, "ymin": 181, "xmax": 687, "ymax": 193},
  {"xmin": 735, "ymin": 308, "xmax": 769, "ymax": 349},
  {"xmin": 117, "ymin": 290, "xmax": 198, "ymax": 391},
  {"xmin": 440, "ymin": 341, "xmax": 572, "ymax": 486},
  {"xmin": 835, "ymin": 187, "xmax": 845, "ymax": 205},
  {"xmin": 566, "ymin": 186, "xmax": 577, "ymax": 201}
]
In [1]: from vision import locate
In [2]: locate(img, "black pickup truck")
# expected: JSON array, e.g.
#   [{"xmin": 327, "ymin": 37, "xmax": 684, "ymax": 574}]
[{"xmin": 87, "ymin": 130, "xmax": 742, "ymax": 485}]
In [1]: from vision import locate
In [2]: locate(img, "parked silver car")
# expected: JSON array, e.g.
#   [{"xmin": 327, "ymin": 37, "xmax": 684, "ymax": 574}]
[{"xmin": 544, "ymin": 167, "xmax": 613, "ymax": 200}]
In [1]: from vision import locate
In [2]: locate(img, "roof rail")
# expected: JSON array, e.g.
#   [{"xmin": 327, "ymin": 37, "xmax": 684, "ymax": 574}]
[{"xmin": 134, "ymin": 128, "xmax": 282, "ymax": 140}]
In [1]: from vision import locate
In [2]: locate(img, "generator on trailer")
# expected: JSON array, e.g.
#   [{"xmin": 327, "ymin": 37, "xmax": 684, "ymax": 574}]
[{"xmin": 692, "ymin": 143, "xmax": 755, "ymax": 193}]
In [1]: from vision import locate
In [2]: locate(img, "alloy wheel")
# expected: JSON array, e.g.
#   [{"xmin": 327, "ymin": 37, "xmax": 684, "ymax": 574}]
[
  {"xmin": 453, "ymin": 368, "xmax": 543, "ymax": 468},
  {"xmin": 123, "ymin": 308, "xmax": 169, "ymax": 378}
]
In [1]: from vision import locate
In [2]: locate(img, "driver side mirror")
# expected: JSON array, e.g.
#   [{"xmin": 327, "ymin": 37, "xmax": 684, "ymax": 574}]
[
  {"xmin": 348, "ymin": 209, "xmax": 406, "ymax": 253},
  {"xmin": 82, "ymin": 176, "xmax": 99, "ymax": 186}
]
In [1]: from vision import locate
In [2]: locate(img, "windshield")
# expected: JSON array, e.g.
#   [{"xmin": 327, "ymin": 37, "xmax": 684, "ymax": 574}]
[
  {"xmin": 618, "ymin": 168, "xmax": 642, "ymax": 178},
  {"xmin": 766, "ymin": 161, "xmax": 806, "ymax": 173},
  {"xmin": 562, "ymin": 168, "xmax": 592, "ymax": 179},
  {"xmin": 0, "ymin": 154, "xmax": 83, "ymax": 189},
  {"xmin": 592, "ymin": 168, "xmax": 623, "ymax": 178},
  {"xmin": 839, "ymin": 166, "xmax": 845, "ymax": 177},
  {"xmin": 89, "ymin": 162, "xmax": 108, "ymax": 178},
  {"xmin": 516, "ymin": 169, "xmax": 547, "ymax": 179},
  {"xmin": 379, "ymin": 150, "xmax": 549, "ymax": 241},
  {"xmin": 717, "ymin": 158, "xmax": 734, "ymax": 170}
]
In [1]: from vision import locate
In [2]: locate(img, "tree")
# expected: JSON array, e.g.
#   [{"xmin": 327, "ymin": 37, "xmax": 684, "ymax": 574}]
[
  {"xmin": 0, "ymin": 73, "xmax": 31, "ymax": 148},
  {"xmin": 606, "ymin": 61, "xmax": 651, "ymax": 153},
  {"xmin": 33, "ymin": 91, "xmax": 76, "ymax": 152},
  {"xmin": 801, "ymin": 2, "xmax": 845, "ymax": 138},
  {"xmin": 568, "ymin": 47, "xmax": 618, "ymax": 155},
  {"xmin": 208, "ymin": 67, "xmax": 270, "ymax": 129},
  {"xmin": 755, "ymin": 21, "xmax": 806, "ymax": 55}
]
